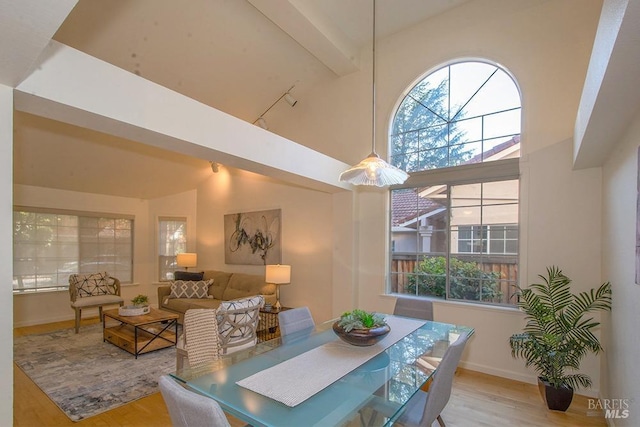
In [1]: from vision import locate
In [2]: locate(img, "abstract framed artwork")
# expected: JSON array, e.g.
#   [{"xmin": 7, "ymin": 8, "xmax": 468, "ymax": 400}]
[{"xmin": 224, "ymin": 209, "xmax": 281, "ymax": 265}]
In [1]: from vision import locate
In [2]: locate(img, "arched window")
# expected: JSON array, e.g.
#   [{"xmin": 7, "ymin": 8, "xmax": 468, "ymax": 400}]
[
  {"xmin": 391, "ymin": 61, "xmax": 520, "ymax": 171},
  {"xmin": 389, "ymin": 60, "xmax": 521, "ymax": 306}
]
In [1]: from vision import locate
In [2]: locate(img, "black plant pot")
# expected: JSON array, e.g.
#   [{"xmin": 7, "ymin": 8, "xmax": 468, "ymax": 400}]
[
  {"xmin": 332, "ymin": 322, "xmax": 391, "ymax": 346},
  {"xmin": 537, "ymin": 378, "xmax": 574, "ymax": 411}
]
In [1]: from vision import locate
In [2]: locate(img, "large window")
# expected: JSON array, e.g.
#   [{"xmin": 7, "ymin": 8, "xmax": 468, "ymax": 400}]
[
  {"xmin": 13, "ymin": 208, "xmax": 133, "ymax": 292},
  {"xmin": 158, "ymin": 217, "xmax": 187, "ymax": 281},
  {"xmin": 389, "ymin": 61, "xmax": 521, "ymax": 306}
]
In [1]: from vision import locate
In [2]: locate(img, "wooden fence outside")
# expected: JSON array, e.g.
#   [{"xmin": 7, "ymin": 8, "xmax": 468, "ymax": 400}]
[{"xmin": 390, "ymin": 256, "xmax": 518, "ymax": 305}]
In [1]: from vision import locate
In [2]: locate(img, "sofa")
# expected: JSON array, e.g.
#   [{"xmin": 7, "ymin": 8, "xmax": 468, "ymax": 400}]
[{"xmin": 157, "ymin": 269, "xmax": 276, "ymax": 324}]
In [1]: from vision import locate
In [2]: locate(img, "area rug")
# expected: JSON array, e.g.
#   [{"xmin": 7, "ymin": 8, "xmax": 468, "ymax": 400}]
[{"xmin": 14, "ymin": 323, "xmax": 177, "ymax": 421}]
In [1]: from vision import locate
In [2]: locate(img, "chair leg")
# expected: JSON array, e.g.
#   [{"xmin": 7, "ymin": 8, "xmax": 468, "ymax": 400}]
[
  {"xmin": 436, "ymin": 415, "xmax": 446, "ymax": 427},
  {"xmin": 75, "ymin": 308, "xmax": 81, "ymax": 334},
  {"xmin": 99, "ymin": 306, "xmax": 103, "ymax": 323}
]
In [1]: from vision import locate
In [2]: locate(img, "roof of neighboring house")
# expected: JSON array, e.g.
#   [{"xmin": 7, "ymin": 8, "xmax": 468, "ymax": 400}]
[
  {"xmin": 467, "ymin": 135, "xmax": 520, "ymax": 163},
  {"xmin": 391, "ymin": 189, "xmax": 443, "ymax": 226},
  {"xmin": 391, "ymin": 135, "xmax": 521, "ymax": 226}
]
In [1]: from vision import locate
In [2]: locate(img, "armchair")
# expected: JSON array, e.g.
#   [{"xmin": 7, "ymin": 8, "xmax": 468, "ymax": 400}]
[{"xmin": 69, "ymin": 272, "xmax": 124, "ymax": 333}]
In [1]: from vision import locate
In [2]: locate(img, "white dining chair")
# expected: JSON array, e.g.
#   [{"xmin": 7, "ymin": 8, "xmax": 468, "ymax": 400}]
[
  {"xmin": 278, "ymin": 306, "xmax": 315, "ymax": 337},
  {"xmin": 393, "ymin": 297, "xmax": 433, "ymax": 321},
  {"xmin": 159, "ymin": 375, "xmax": 231, "ymax": 427},
  {"xmin": 395, "ymin": 331, "xmax": 470, "ymax": 426}
]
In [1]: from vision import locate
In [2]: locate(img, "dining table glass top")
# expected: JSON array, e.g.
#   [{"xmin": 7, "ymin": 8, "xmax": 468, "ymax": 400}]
[{"xmin": 170, "ymin": 315, "xmax": 473, "ymax": 427}]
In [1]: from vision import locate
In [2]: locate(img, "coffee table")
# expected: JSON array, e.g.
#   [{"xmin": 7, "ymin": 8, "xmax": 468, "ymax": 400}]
[{"xmin": 103, "ymin": 308, "xmax": 178, "ymax": 358}]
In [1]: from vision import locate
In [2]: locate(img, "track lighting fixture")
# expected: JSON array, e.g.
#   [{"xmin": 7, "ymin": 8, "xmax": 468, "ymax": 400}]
[{"xmin": 253, "ymin": 84, "xmax": 297, "ymax": 129}]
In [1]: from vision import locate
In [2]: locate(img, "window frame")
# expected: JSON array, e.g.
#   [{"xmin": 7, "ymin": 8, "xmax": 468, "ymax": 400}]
[
  {"xmin": 387, "ymin": 59, "xmax": 521, "ymax": 307},
  {"xmin": 157, "ymin": 216, "xmax": 188, "ymax": 282},
  {"xmin": 13, "ymin": 206, "xmax": 134, "ymax": 293}
]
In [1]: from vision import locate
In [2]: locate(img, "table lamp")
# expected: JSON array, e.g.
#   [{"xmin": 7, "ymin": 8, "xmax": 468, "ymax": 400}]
[
  {"xmin": 265, "ymin": 264, "xmax": 291, "ymax": 309},
  {"xmin": 176, "ymin": 253, "xmax": 197, "ymax": 271}
]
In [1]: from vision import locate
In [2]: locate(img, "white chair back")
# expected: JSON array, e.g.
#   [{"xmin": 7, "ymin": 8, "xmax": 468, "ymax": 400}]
[
  {"xmin": 217, "ymin": 295, "xmax": 264, "ymax": 354},
  {"xmin": 159, "ymin": 375, "xmax": 231, "ymax": 427},
  {"xmin": 393, "ymin": 297, "xmax": 434, "ymax": 321},
  {"xmin": 418, "ymin": 332, "xmax": 469, "ymax": 426},
  {"xmin": 278, "ymin": 306, "xmax": 315, "ymax": 337}
]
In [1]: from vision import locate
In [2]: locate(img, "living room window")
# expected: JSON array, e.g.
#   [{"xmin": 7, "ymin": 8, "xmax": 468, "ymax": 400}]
[
  {"xmin": 158, "ymin": 217, "xmax": 187, "ymax": 281},
  {"xmin": 13, "ymin": 208, "xmax": 134, "ymax": 292},
  {"xmin": 388, "ymin": 60, "xmax": 521, "ymax": 306}
]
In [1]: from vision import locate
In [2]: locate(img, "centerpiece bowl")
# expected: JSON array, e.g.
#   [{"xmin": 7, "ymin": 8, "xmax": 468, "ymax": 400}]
[
  {"xmin": 332, "ymin": 309, "xmax": 390, "ymax": 346},
  {"xmin": 332, "ymin": 322, "xmax": 390, "ymax": 346}
]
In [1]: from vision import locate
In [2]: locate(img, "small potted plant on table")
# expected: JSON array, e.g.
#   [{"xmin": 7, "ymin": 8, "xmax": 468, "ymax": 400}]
[
  {"xmin": 509, "ymin": 266, "xmax": 611, "ymax": 411},
  {"xmin": 333, "ymin": 309, "xmax": 390, "ymax": 346},
  {"xmin": 119, "ymin": 294, "xmax": 150, "ymax": 316}
]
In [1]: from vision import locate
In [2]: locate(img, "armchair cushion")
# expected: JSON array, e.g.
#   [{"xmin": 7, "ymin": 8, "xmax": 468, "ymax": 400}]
[
  {"xmin": 70, "ymin": 294, "xmax": 124, "ymax": 308},
  {"xmin": 69, "ymin": 272, "xmax": 118, "ymax": 298},
  {"xmin": 170, "ymin": 279, "xmax": 213, "ymax": 299}
]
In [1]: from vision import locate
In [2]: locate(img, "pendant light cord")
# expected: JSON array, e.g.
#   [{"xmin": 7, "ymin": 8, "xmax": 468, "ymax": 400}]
[{"xmin": 371, "ymin": 0, "xmax": 377, "ymax": 156}]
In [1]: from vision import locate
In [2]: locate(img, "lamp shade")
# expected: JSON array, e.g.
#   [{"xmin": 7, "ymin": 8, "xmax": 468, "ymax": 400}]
[
  {"xmin": 265, "ymin": 264, "xmax": 291, "ymax": 284},
  {"xmin": 176, "ymin": 253, "xmax": 197, "ymax": 268}
]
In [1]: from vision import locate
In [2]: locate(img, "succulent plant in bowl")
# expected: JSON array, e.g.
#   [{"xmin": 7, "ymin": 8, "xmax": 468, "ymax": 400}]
[{"xmin": 333, "ymin": 309, "xmax": 390, "ymax": 346}]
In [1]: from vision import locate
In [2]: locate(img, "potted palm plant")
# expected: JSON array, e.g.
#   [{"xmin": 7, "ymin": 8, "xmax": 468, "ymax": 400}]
[{"xmin": 509, "ymin": 266, "xmax": 611, "ymax": 411}]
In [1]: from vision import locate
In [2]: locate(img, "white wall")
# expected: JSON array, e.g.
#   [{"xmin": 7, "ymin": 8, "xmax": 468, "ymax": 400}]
[
  {"xmin": 195, "ymin": 168, "xmax": 335, "ymax": 323},
  {"xmin": 1, "ymin": 85, "xmax": 14, "ymax": 425},
  {"xmin": 601, "ymin": 109, "xmax": 640, "ymax": 425}
]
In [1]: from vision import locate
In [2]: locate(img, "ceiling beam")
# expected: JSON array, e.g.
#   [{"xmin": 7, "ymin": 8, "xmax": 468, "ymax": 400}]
[
  {"xmin": 573, "ymin": 0, "xmax": 640, "ymax": 169},
  {"xmin": 15, "ymin": 41, "xmax": 352, "ymax": 193},
  {"xmin": 247, "ymin": 0, "xmax": 360, "ymax": 76}
]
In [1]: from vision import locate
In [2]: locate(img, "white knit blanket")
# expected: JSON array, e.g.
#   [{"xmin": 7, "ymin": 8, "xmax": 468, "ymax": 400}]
[{"xmin": 236, "ymin": 316, "xmax": 425, "ymax": 407}]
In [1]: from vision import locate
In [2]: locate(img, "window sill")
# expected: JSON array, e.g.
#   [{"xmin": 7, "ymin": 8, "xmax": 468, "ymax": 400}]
[
  {"xmin": 13, "ymin": 282, "xmax": 141, "ymax": 295},
  {"xmin": 153, "ymin": 281, "xmax": 171, "ymax": 286},
  {"xmin": 383, "ymin": 293, "xmax": 522, "ymax": 315}
]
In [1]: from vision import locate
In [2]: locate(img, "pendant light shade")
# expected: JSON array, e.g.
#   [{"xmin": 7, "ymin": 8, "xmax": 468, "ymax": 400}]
[
  {"xmin": 339, "ymin": 0, "xmax": 409, "ymax": 187},
  {"xmin": 339, "ymin": 152, "xmax": 409, "ymax": 187}
]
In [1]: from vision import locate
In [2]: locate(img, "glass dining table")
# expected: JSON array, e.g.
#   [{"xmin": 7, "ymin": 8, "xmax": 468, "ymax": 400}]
[{"xmin": 170, "ymin": 315, "xmax": 473, "ymax": 427}]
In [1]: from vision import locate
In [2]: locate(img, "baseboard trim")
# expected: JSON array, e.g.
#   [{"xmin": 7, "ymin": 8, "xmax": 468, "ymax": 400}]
[{"xmin": 459, "ymin": 361, "xmax": 600, "ymax": 398}]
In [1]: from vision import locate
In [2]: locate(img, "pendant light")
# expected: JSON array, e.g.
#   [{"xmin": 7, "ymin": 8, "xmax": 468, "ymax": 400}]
[{"xmin": 339, "ymin": 0, "xmax": 409, "ymax": 187}]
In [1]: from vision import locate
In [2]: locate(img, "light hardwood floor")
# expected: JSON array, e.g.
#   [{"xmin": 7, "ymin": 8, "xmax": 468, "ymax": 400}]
[{"xmin": 14, "ymin": 318, "xmax": 606, "ymax": 427}]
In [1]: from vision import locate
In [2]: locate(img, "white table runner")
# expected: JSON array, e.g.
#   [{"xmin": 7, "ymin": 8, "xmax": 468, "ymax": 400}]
[{"xmin": 236, "ymin": 316, "xmax": 425, "ymax": 407}]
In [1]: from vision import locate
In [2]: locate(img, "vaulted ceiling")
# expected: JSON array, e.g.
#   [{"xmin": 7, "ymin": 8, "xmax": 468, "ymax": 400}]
[
  {"xmin": 9, "ymin": 0, "xmax": 471, "ymax": 199},
  {"xmin": 7, "ymin": 0, "xmax": 640, "ymax": 198}
]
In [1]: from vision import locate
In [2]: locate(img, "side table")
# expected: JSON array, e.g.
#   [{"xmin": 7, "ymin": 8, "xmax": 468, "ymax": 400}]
[{"xmin": 257, "ymin": 306, "xmax": 291, "ymax": 342}]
